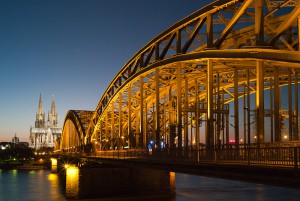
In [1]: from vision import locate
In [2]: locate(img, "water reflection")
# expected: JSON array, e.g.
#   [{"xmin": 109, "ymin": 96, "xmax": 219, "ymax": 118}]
[
  {"xmin": 1, "ymin": 169, "xmax": 300, "ymax": 201},
  {"xmin": 175, "ymin": 174, "xmax": 300, "ymax": 201},
  {"xmin": 0, "ymin": 169, "xmax": 66, "ymax": 201},
  {"xmin": 48, "ymin": 173, "xmax": 65, "ymax": 200}
]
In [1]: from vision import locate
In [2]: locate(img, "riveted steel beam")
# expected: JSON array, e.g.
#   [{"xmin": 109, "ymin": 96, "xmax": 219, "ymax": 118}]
[{"xmin": 269, "ymin": 2, "xmax": 300, "ymax": 45}]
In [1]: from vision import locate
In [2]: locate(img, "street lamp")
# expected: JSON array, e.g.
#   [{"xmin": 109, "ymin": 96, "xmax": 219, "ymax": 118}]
[{"xmin": 121, "ymin": 136, "xmax": 125, "ymax": 149}]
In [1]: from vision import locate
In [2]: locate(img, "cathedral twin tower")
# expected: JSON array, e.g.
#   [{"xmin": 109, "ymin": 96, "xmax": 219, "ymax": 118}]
[{"xmin": 29, "ymin": 94, "xmax": 62, "ymax": 150}]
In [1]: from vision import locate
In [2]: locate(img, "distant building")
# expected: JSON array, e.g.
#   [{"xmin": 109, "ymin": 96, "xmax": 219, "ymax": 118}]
[
  {"xmin": 29, "ymin": 94, "xmax": 62, "ymax": 150},
  {"xmin": 12, "ymin": 133, "xmax": 19, "ymax": 144}
]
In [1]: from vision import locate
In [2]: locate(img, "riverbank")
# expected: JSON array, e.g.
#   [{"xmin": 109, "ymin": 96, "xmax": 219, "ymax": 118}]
[{"xmin": 0, "ymin": 159, "xmax": 50, "ymax": 170}]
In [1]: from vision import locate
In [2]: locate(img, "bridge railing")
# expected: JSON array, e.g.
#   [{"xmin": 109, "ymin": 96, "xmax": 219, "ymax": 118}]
[{"xmin": 91, "ymin": 146, "xmax": 300, "ymax": 170}]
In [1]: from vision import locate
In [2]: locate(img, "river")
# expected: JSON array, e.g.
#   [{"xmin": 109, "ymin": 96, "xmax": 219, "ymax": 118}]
[{"xmin": 0, "ymin": 169, "xmax": 300, "ymax": 201}]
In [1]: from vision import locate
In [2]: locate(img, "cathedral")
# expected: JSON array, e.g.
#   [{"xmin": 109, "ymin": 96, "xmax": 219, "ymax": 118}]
[{"xmin": 29, "ymin": 94, "xmax": 62, "ymax": 150}]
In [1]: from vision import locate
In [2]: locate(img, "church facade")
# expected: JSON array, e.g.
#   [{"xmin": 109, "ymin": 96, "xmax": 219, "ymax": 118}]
[{"xmin": 29, "ymin": 94, "xmax": 62, "ymax": 150}]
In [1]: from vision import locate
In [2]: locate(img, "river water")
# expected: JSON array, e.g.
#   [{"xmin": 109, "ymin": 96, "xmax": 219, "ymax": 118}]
[{"xmin": 1, "ymin": 169, "xmax": 300, "ymax": 201}]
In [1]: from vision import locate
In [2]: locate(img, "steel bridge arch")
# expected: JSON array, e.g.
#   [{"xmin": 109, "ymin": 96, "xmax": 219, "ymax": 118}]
[
  {"xmin": 59, "ymin": 0, "xmax": 300, "ymax": 152},
  {"xmin": 60, "ymin": 110, "xmax": 93, "ymax": 152},
  {"xmin": 90, "ymin": 50, "xmax": 300, "ymax": 149}
]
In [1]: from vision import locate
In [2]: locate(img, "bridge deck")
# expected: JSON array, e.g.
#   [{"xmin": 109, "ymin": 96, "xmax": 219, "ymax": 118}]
[{"xmin": 57, "ymin": 146, "xmax": 300, "ymax": 189}]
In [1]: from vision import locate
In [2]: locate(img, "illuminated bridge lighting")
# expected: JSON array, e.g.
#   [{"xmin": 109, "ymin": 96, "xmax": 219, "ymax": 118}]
[{"xmin": 57, "ymin": 0, "xmax": 300, "ymax": 154}]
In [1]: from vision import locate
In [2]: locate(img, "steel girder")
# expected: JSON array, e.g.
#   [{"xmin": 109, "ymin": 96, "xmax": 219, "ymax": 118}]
[
  {"xmin": 60, "ymin": 0, "xmax": 300, "ymax": 151},
  {"xmin": 92, "ymin": 52, "xmax": 300, "ymax": 149}
]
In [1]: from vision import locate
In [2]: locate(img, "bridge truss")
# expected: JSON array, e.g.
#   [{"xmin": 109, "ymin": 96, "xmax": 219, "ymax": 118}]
[{"xmin": 60, "ymin": 0, "xmax": 300, "ymax": 153}]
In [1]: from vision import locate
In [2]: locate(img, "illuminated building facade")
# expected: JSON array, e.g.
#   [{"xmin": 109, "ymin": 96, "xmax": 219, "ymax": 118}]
[{"xmin": 29, "ymin": 94, "xmax": 62, "ymax": 150}]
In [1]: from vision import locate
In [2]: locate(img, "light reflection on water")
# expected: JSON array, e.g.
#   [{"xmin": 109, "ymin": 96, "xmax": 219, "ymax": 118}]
[
  {"xmin": 175, "ymin": 174, "xmax": 300, "ymax": 201},
  {"xmin": 0, "ymin": 169, "xmax": 66, "ymax": 201},
  {"xmin": 0, "ymin": 169, "xmax": 300, "ymax": 201}
]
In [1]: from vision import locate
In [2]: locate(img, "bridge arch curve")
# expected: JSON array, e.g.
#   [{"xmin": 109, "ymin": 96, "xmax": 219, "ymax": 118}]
[
  {"xmin": 60, "ymin": 0, "xmax": 300, "ymax": 152},
  {"xmin": 60, "ymin": 110, "xmax": 94, "ymax": 152}
]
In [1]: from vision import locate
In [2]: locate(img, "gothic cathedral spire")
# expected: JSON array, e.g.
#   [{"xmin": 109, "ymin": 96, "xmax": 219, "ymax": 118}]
[
  {"xmin": 48, "ymin": 95, "xmax": 58, "ymax": 127},
  {"xmin": 38, "ymin": 93, "xmax": 43, "ymax": 114},
  {"xmin": 35, "ymin": 93, "xmax": 45, "ymax": 128},
  {"xmin": 51, "ymin": 95, "xmax": 56, "ymax": 114}
]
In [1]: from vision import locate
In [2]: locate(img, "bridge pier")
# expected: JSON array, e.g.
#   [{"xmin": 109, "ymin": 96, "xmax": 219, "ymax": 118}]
[
  {"xmin": 50, "ymin": 158, "xmax": 58, "ymax": 173},
  {"xmin": 63, "ymin": 163, "xmax": 175, "ymax": 199},
  {"xmin": 65, "ymin": 165, "xmax": 79, "ymax": 199}
]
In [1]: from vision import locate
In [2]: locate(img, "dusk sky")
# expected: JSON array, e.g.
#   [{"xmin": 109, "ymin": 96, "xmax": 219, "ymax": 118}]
[{"xmin": 0, "ymin": 0, "xmax": 211, "ymax": 141}]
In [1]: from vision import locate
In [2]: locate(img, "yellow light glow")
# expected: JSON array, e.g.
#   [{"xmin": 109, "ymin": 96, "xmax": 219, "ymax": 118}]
[
  {"xmin": 67, "ymin": 166, "xmax": 78, "ymax": 176},
  {"xmin": 51, "ymin": 158, "xmax": 57, "ymax": 166},
  {"xmin": 65, "ymin": 165, "xmax": 79, "ymax": 198},
  {"xmin": 170, "ymin": 172, "xmax": 176, "ymax": 194},
  {"xmin": 48, "ymin": 173, "xmax": 57, "ymax": 181}
]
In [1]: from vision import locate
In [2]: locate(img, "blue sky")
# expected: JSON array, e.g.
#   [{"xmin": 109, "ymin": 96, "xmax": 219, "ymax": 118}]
[{"xmin": 0, "ymin": 0, "xmax": 211, "ymax": 141}]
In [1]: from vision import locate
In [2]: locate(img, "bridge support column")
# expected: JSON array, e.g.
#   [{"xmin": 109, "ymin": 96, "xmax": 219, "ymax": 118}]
[
  {"xmin": 206, "ymin": 13, "xmax": 213, "ymax": 48},
  {"xmin": 184, "ymin": 78, "xmax": 189, "ymax": 151},
  {"xmin": 170, "ymin": 124, "xmax": 176, "ymax": 150},
  {"xmin": 128, "ymin": 86, "xmax": 132, "ymax": 148},
  {"xmin": 295, "ymin": 72, "xmax": 299, "ymax": 140},
  {"xmin": 105, "ymin": 110, "xmax": 109, "ymax": 149},
  {"xmin": 64, "ymin": 165, "xmax": 175, "ymax": 199},
  {"xmin": 234, "ymin": 67, "xmax": 239, "ymax": 145},
  {"xmin": 111, "ymin": 102, "xmax": 115, "ymax": 149},
  {"xmin": 99, "ymin": 121, "xmax": 102, "ymax": 151},
  {"xmin": 195, "ymin": 78, "xmax": 200, "ymax": 150},
  {"xmin": 206, "ymin": 59, "xmax": 214, "ymax": 147},
  {"xmin": 247, "ymin": 69, "xmax": 251, "ymax": 145},
  {"xmin": 270, "ymin": 78, "xmax": 274, "ymax": 142},
  {"xmin": 226, "ymin": 112, "xmax": 229, "ymax": 145},
  {"xmin": 50, "ymin": 158, "xmax": 58, "ymax": 173},
  {"xmin": 119, "ymin": 93, "xmax": 123, "ymax": 149},
  {"xmin": 177, "ymin": 62, "xmax": 183, "ymax": 150},
  {"xmin": 256, "ymin": 60, "xmax": 264, "ymax": 144},
  {"xmin": 140, "ymin": 76, "xmax": 146, "ymax": 148},
  {"xmin": 254, "ymin": 0, "xmax": 264, "ymax": 46},
  {"xmin": 216, "ymin": 73, "xmax": 221, "ymax": 146},
  {"xmin": 155, "ymin": 68, "xmax": 161, "ymax": 150},
  {"xmin": 288, "ymin": 70, "xmax": 293, "ymax": 140},
  {"xmin": 274, "ymin": 67, "xmax": 281, "ymax": 142}
]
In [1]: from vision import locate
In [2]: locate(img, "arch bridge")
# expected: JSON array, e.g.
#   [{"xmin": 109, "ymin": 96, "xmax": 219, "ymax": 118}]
[{"xmin": 59, "ymin": 0, "xmax": 300, "ymax": 154}]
